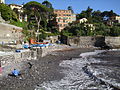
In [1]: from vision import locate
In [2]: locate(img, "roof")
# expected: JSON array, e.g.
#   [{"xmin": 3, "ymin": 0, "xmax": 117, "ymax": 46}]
[{"xmin": 9, "ymin": 4, "xmax": 22, "ymax": 7}]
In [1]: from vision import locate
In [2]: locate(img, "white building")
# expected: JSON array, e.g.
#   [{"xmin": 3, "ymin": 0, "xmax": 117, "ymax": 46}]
[
  {"xmin": 114, "ymin": 16, "xmax": 120, "ymax": 23},
  {"xmin": 9, "ymin": 4, "xmax": 27, "ymax": 22},
  {"xmin": 111, "ymin": 16, "xmax": 120, "ymax": 23},
  {"xmin": 79, "ymin": 18, "xmax": 88, "ymax": 23}
]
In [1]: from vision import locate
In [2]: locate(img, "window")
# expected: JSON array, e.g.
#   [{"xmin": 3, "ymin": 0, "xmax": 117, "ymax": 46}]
[
  {"xmin": 65, "ymin": 17, "xmax": 68, "ymax": 19},
  {"xmin": 63, "ymin": 20, "xmax": 65, "ymax": 23},
  {"xmin": 58, "ymin": 19, "xmax": 60, "ymax": 22},
  {"xmin": 59, "ymin": 24, "xmax": 62, "ymax": 27},
  {"xmin": 59, "ymin": 17, "xmax": 61, "ymax": 19}
]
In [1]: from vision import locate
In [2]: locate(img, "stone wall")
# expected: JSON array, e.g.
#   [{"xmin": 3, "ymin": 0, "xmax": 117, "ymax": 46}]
[
  {"xmin": 65, "ymin": 36, "xmax": 120, "ymax": 48},
  {"xmin": 0, "ymin": 46, "xmax": 62, "ymax": 68},
  {"xmin": 0, "ymin": 44, "xmax": 71, "ymax": 76},
  {"xmin": 68, "ymin": 36, "xmax": 96, "ymax": 48},
  {"xmin": 0, "ymin": 23, "xmax": 23, "ymax": 44},
  {"xmin": 36, "ymin": 46, "xmax": 64, "ymax": 57},
  {"xmin": 36, "ymin": 44, "xmax": 71, "ymax": 57},
  {"xmin": 0, "ymin": 45, "xmax": 69, "ymax": 70},
  {"xmin": 46, "ymin": 36, "xmax": 59, "ymax": 43},
  {"xmin": 105, "ymin": 37, "xmax": 120, "ymax": 48},
  {"xmin": 0, "ymin": 49, "xmax": 37, "ymax": 76}
]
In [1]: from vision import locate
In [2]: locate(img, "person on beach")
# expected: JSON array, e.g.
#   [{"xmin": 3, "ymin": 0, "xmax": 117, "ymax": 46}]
[{"xmin": 11, "ymin": 69, "xmax": 20, "ymax": 77}]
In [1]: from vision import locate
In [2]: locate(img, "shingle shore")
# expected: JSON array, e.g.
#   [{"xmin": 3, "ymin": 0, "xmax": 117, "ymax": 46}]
[{"xmin": 0, "ymin": 48, "xmax": 95, "ymax": 90}]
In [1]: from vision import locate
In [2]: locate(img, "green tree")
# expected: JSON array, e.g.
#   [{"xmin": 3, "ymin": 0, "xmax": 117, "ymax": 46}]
[
  {"xmin": 24, "ymin": 1, "xmax": 52, "ymax": 31},
  {"xmin": 47, "ymin": 20, "xmax": 59, "ymax": 34},
  {"xmin": 109, "ymin": 26, "xmax": 120, "ymax": 36},
  {"xmin": 94, "ymin": 23, "xmax": 110, "ymax": 36},
  {"xmin": 77, "ymin": 6, "xmax": 93, "ymax": 23},
  {"xmin": 101, "ymin": 10, "xmax": 117, "ymax": 20},
  {"xmin": 0, "ymin": 3, "xmax": 17, "ymax": 21},
  {"xmin": 42, "ymin": 0, "xmax": 56, "ymax": 33},
  {"xmin": 68, "ymin": 6, "xmax": 74, "ymax": 13},
  {"xmin": 92, "ymin": 10, "xmax": 103, "ymax": 23},
  {"xmin": 42, "ymin": 0, "xmax": 53, "ymax": 9}
]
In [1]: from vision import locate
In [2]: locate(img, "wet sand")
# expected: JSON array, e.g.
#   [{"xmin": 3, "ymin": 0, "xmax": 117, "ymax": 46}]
[{"xmin": 0, "ymin": 48, "xmax": 95, "ymax": 90}]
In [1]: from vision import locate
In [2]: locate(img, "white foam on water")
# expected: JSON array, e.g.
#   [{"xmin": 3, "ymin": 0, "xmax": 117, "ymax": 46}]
[
  {"xmin": 89, "ymin": 63, "xmax": 120, "ymax": 89},
  {"xmin": 35, "ymin": 85, "xmax": 52, "ymax": 90},
  {"xmin": 109, "ymin": 49, "xmax": 120, "ymax": 51},
  {"xmin": 35, "ymin": 58, "xmax": 109, "ymax": 90},
  {"xmin": 80, "ymin": 50, "xmax": 106, "ymax": 58},
  {"xmin": 35, "ymin": 50, "xmax": 120, "ymax": 90}
]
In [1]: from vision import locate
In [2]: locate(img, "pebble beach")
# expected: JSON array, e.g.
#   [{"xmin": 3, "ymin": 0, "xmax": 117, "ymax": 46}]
[{"xmin": 0, "ymin": 47, "xmax": 95, "ymax": 90}]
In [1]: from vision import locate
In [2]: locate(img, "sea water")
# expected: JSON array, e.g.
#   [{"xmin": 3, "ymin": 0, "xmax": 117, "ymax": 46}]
[{"xmin": 35, "ymin": 49, "xmax": 120, "ymax": 90}]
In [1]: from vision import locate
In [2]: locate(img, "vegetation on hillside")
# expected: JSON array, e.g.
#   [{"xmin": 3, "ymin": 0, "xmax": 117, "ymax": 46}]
[
  {"xmin": 23, "ymin": 1, "xmax": 59, "ymax": 41},
  {"xmin": 1, "ymin": 1, "xmax": 120, "ymax": 42},
  {"xmin": 0, "ymin": 3, "xmax": 17, "ymax": 21},
  {"xmin": 0, "ymin": 1, "xmax": 59, "ymax": 42},
  {"xmin": 62, "ymin": 7, "xmax": 120, "ymax": 37}
]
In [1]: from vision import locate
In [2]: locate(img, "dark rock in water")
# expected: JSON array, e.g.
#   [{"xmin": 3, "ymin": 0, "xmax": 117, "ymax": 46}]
[{"xmin": 100, "ymin": 45, "xmax": 111, "ymax": 50}]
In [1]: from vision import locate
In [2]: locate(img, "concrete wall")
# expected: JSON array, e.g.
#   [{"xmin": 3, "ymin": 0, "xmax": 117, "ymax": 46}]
[{"xmin": 0, "ymin": 23, "xmax": 23, "ymax": 44}]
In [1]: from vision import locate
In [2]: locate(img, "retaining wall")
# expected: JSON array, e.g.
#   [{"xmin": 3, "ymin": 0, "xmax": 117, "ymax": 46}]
[
  {"xmin": 68, "ymin": 36, "xmax": 96, "ymax": 48},
  {"xmin": 67, "ymin": 36, "xmax": 120, "ymax": 48},
  {"xmin": 37, "ymin": 45, "xmax": 69, "ymax": 57},
  {"xmin": 105, "ymin": 37, "xmax": 120, "ymax": 48},
  {"xmin": 0, "ymin": 23, "xmax": 23, "ymax": 44}
]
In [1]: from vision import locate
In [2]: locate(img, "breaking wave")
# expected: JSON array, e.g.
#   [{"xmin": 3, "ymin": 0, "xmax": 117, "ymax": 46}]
[{"xmin": 35, "ymin": 50, "xmax": 120, "ymax": 90}]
